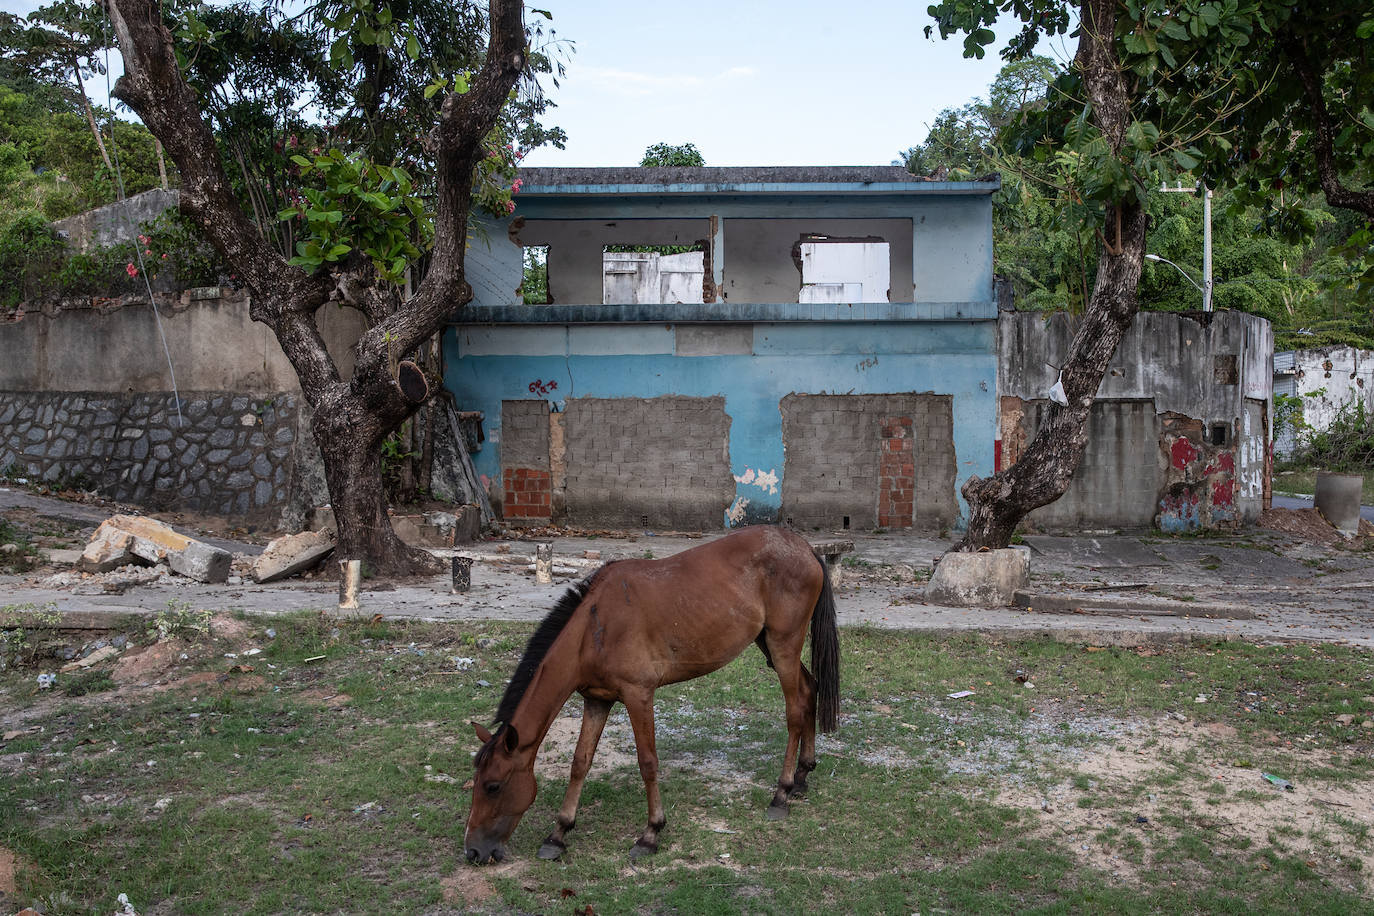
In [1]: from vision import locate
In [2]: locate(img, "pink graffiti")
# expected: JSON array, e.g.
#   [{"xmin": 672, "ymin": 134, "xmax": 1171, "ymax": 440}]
[
  {"xmin": 1170, "ymin": 437, "xmax": 1199, "ymax": 470},
  {"xmin": 527, "ymin": 378, "xmax": 558, "ymax": 397},
  {"xmin": 1211, "ymin": 478, "xmax": 1235, "ymax": 507}
]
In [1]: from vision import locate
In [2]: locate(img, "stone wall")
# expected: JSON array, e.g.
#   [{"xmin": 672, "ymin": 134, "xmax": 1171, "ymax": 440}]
[
  {"xmin": 779, "ymin": 393, "xmax": 958, "ymax": 533},
  {"xmin": 0, "ymin": 390, "xmax": 315, "ymax": 522}
]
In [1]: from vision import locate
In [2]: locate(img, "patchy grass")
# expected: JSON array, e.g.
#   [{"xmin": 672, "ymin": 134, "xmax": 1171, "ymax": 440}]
[
  {"xmin": 0, "ymin": 519, "xmax": 41, "ymax": 573},
  {"xmin": 1, "ymin": 617, "xmax": 1372, "ymax": 914}
]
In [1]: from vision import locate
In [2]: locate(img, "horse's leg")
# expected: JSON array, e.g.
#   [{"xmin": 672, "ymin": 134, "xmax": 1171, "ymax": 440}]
[
  {"xmin": 621, "ymin": 687, "xmax": 666, "ymax": 860},
  {"xmin": 763, "ymin": 630, "xmax": 807, "ymax": 820},
  {"xmin": 789, "ymin": 664, "xmax": 818, "ymax": 798},
  {"xmin": 538, "ymin": 695, "xmax": 613, "ymax": 861}
]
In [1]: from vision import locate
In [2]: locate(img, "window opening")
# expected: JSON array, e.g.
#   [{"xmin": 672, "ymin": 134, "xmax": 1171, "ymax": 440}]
[
  {"xmin": 520, "ymin": 246, "xmax": 549, "ymax": 304},
  {"xmin": 797, "ymin": 236, "xmax": 890, "ymax": 303},
  {"xmin": 602, "ymin": 242, "xmax": 706, "ymax": 305},
  {"xmin": 1209, "ymin": 423, "xmax": 1230, "ymax": 446}
]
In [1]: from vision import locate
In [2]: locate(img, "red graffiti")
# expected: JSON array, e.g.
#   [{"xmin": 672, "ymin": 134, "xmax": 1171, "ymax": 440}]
[
  {"xmin": 527, "ymin": 378, "xmax": 558, "ymax": 397},
  {"xmin": 1203, "ymin": 451, "xmax": 1235, "ymax": 476},
  {"xmin": 1170, "ymin": 437, "xmax": 1199, "ymax": 470},
  {"xmin": 1211, "ymin": 478, "xmax": 1235, "ymax": 507}
]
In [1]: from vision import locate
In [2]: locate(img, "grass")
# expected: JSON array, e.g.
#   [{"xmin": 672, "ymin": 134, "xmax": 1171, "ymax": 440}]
[
  {"xmin": 0, "ymin": 518, "xmax": 41, "ymax": 573},
  {"xmin": 1273, "ymin": 467, "xmax": 1374, "ymax": 504},
  {"xmin": 1, "ymin": 616, "xmax": 1373, "ymax": 914}
]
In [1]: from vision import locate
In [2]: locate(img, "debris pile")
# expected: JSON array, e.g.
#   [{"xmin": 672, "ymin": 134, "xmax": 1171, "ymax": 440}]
[
  {"xmin": 1259, "ymin": 507, "xmax": 1374, "ymax": 546},
  {"xmin": 80, "ymin": 515, "xmax": 232, "ymax": 583}
]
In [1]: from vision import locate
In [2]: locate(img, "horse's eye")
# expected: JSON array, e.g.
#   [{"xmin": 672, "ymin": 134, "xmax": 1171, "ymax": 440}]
[{"xmin": 484, "ymin": 781, "xmax": 502, "ymax": 796}]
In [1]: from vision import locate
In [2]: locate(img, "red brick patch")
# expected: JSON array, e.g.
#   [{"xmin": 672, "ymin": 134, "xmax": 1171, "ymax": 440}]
[
  {"xmin": 878, "ymin": 416, "xmax": 914, "ymax": 528},
  {"xmin": 503, "ymin": 467, "xmax": 551, "ymax": 520}
]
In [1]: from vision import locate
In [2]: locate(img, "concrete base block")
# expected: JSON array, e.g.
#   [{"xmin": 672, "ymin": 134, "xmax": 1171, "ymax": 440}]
[
  {"xmin": 252, "ymin": 529, "xmax": 336, "ymax": 583},
  {"xmin": 80, "ymin": 515, "xmax": 231, "ymax": 583},
  {"xmin": 925, "ymin": 547, "xmax": 1029, "ymax": 607}
]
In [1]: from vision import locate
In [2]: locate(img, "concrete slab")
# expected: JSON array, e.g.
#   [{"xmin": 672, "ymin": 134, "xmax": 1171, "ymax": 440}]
[
  {"xmin": 1014, "ymin": 590, "xmax": 1257, "ymax": 620},
  {"xmin": 1022, "ymin": 536, "xmax": 1168, "ymax": 568}
]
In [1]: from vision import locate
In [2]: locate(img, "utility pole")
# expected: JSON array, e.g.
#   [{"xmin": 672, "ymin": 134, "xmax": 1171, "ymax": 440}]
[{"xmin": 1157, "ymin": 181, "xmax": 1212, "ymax": 311}]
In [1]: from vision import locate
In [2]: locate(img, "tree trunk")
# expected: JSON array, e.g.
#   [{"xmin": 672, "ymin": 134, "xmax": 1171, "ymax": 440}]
[
  {"xmin": 954, "ymin": 0, "xmax": 1147, "ymax": 551},
  {"xmin": 313, "ymin": 399, "xmax": 440, "ymax": 576},
  {"xmin": 106, "ymin": 0, "xmax": 526, "ymax": 576},
  {"xmin": 72, "ymin": 59, "xmax": 114, "ymax": 178}
]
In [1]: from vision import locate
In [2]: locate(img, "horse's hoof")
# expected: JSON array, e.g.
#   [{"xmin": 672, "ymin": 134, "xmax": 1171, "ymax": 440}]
[
  {"xmin": 629, "ymin": 841, "xmax": 657, "ymax": 861},
  {"xmin": 766, "ymin": 800, "xmax": 789, "ymax": 821},
  {"xmin": 537, "ymin": 842, "xmax": 566, "ymax": 861},
  {"xmin": 788, "ymin": 785, "xmax": 808, "ymax": 799}
]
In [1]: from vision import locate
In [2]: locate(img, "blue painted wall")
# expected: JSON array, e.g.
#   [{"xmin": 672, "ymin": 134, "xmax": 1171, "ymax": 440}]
[{"xmin": 445, "ymin": 313, "xmax": 996, "ymax": 526}]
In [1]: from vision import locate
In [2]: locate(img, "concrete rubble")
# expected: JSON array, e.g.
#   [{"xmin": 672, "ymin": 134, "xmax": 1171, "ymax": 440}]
[
  {"xmin": 251, "ymin": 529, "xmax": 336, "ymax": 583},
  {"xmin": 79, "ymin": 515, "xmax": 232, "ymax": 583}
]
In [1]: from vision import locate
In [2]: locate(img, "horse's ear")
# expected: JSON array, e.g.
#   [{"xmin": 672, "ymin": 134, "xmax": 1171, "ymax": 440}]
[
  {"xmin": 472, "ymin": 721, "xmax": 493, "ymax": 744},
  {"xmin": 504, "ymin": 724, "xmax": 519, "ymax": 752}
]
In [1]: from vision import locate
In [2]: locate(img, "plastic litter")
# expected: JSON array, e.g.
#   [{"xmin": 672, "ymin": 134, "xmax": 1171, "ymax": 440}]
[
  {"xmin": 947, "ymin": 690, "xmax": 975, "ymax": 699},
  {"xmin": 37, "ymin": 672, "xmax": 56, "ymax": 689},
  {"xmin": 1262, "ymin": 772, "xmax": 1294, "ymax": 792}
]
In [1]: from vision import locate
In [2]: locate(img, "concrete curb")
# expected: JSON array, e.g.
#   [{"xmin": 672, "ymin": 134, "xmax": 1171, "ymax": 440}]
[{"xmin": 1013, "ymin": 590, "xmax": 1258, "ymax": 620}]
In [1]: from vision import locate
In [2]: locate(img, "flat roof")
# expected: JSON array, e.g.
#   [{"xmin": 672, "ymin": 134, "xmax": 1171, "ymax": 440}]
[{"xmin": 517, "ymin": 166, "xmax": 1000, "ymax": 196}]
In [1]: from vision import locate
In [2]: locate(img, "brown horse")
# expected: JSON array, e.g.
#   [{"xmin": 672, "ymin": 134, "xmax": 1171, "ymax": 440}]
[{"xmin": 464, "ymin": 525, "xmax": 839, "ymax": 864}]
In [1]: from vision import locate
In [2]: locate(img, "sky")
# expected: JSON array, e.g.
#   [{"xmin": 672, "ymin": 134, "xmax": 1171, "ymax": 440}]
[{"xmin": 0, "ymin": 0, "xmax": 1073, "ymax": 168}]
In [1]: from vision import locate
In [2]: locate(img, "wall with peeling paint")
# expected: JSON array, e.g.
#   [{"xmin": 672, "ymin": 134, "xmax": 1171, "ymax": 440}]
[
  {"xmin": 999, "ymin": 310, "xmax": 1272, "ymax": 532},
  {"xmin": 1273, "ymin": 346, "xmax": 1374, "ymax": 459},
  {"xmin": 446, "ymin": 168, "xmax": 1000, "ymax": 531}
]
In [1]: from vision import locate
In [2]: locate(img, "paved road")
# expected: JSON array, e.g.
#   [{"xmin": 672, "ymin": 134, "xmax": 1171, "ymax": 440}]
[{"xmin": 1272, "ymin": 492, "xmax": 1374, "ymax": 523}]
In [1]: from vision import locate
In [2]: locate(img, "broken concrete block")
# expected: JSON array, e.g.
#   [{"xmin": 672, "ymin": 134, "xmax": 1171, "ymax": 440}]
[
  {"xmin": 80, "ymin": 515, "xmax": 232, "ymax": 583},
  {"xmin": 80, "ymin": 528, "xmax": 138, "ymax": 573},
  {"xmin": 252, "ymin": 529, "xmax": 336, "ymax": 583},
  {"xmin": 60, "ymin": 644, "xmax": 120, "ymax": 672},
  {"xmin": 44, "ymin": 548, "xmax": 86, "ymax": 566},
  {"xmin": 925, "ymin": 547, "xmax": 1029, "ymax": 607}
]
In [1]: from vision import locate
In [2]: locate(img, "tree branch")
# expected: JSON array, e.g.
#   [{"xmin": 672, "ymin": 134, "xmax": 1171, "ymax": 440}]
[{"xmin": 1289, "ymin": 43, "xmax": 1374, "ymax": 220}]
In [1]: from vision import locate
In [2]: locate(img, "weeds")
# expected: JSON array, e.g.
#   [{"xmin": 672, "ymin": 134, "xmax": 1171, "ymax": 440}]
[
  {"xmin": 0, "ymin": 601, "xmax": 61, "ymax": 670},
  {"xmin": 145, "ymin": 599, "xmax": 213, "ymax": 642}
]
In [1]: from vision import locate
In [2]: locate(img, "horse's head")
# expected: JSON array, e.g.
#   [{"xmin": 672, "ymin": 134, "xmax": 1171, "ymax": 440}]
[{"xmin": 464, "ymin": 721, "xmax": 536, "ymax": 864}]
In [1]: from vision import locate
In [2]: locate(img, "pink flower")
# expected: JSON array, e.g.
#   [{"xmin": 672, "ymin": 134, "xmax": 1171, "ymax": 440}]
[
  {"xmin": 511, "ymin": 178, "xmax": 523, "ymax": 193},
  {"xmin": 137, "ymin": 234, "xmax": 150, "ymax": 245},
  {"xmin": 125, "ymin": 263, "xmax": 138, "ymax": 278},
  {"xmin": 505, "ymin": 199, "xmax": 515, "ymax": 214},
  {"xmin": 161, "ymin": 253, "xmax": 168, "ymax": 260}
]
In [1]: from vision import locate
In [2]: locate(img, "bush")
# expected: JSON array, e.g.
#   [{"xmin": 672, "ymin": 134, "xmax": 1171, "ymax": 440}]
[
  {"xmin": 1297, "ymin": 399, "xmax": 1374, "ymax": 471},
  {"xmin": 0, "ymin": 211, "xmax": 67, "ymax": 309}
]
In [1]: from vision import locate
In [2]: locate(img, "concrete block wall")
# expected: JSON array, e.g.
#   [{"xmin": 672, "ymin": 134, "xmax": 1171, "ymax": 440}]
[
  {"xmin": 499, "ymin": 400, "xmax": 551, "ymax": 522},
  {"xmin": 562, "ymin": 396, "xmax": 732, "ymax": 530},
  {"xmin": 779, "ymin": 393, "xmax": 957, "ymax": 533}
]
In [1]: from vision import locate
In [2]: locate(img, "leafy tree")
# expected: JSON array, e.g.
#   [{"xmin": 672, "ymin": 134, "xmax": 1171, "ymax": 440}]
[
  {"xmin": 640, "ymin": 142, "xmax": 705, "ymax": 167},
  {"xmin": 106, "ymin": 0, "xmax": 536, "ymax": 573},
  {"xmin": 926, "ymin": 0, "xmax": 1267, "ymax": 549}
]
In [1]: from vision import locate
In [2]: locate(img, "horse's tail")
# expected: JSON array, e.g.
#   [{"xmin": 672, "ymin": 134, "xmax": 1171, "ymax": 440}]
[{"xmin": 810, "ymin": 558, "xmax": 840, "ymax": 733}]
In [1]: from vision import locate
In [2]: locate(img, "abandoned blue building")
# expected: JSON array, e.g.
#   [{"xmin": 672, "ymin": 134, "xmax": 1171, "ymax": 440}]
[{"xmin": 443, "ymin": 166, "xmax": 1000, "ymax": 532}]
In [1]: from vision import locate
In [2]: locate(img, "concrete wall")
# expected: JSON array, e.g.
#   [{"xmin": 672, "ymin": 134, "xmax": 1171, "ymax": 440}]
[
  {"xmin": 1273, "ymin": 346, "xmax": 1374, "ymax": 459},
  {"xmin": 0, "ymin": 291, "xmax": 367, "ymax": 526},
  {"xmin": 447, "ymin": 303, "xmax": 997, "ymax": 530},
  {"xmin": 999, "ymin": 310, "xmax": 1273, "ymax": 532},
  {"xmin": 0, "ymin": 291, "xmax": 366, "ymax": 392},
  {"xmin": 52, "ymin": 188, "xmax": 180, "ymax": 253}
]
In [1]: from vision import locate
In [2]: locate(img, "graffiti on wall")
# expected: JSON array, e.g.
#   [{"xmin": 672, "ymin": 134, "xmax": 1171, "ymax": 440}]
[{"xmin": 1156, "ymin": 413, "xmax": 1241, "ymax": 533}]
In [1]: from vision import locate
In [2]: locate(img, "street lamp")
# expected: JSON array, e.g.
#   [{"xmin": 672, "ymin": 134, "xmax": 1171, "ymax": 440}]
[
  {"xmin": 1156, "ymin": 181, "xmax": 1213, "ymax": 311},
  {"xmin": 1145, "ymin": 253, "xmax": 1206, "ymax": 295}
]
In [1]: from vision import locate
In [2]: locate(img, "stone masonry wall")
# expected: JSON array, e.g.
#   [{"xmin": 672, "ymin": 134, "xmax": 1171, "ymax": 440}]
[{"xmin": 0, "ymin": 390, "xmax": 310, "ymax": 520}]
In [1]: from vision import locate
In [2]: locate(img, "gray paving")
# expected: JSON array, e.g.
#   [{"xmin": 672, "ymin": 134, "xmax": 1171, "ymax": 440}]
[{"xmin": 4, "ymin": 514, "xmax": 1374, "ymax": 647}]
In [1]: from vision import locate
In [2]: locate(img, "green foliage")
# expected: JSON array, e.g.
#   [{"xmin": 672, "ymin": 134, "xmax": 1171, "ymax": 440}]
[
  {"xmin": 0, "ymin": 601, "xmax": 60, "ymax": 668},
  {"xmin": 639, "ymin": 142, "xmax": 705, "ymax": 167},
  {"xmin": 0, "ymin": 210, "xmax": 65, "ymax": 308},
  {"xmin": 1295, "ymin": 400, "xmax": 1374, "ymax": 472},
  {"xmin": 519, "ymin": 245, "xmax": 547, "ymax": 304},
  {"xmin": 277, "ymin": 149, "xmax": 428, "ymax": 283},
  {"xmin": 147, "ymin": 599, "xmax": 213, "ymax": 642}
]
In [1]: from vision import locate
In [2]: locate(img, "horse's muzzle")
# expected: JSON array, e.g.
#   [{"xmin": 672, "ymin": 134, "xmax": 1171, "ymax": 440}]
[{"xmin": 465, "ymin": 843, "xmax": 505, "ymax": 865}]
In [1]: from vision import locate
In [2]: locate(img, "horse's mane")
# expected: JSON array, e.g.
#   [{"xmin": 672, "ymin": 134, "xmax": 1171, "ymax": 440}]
[{"xmin": 492, "ymin": 564, "xmax": 611, "ymax": 726}]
